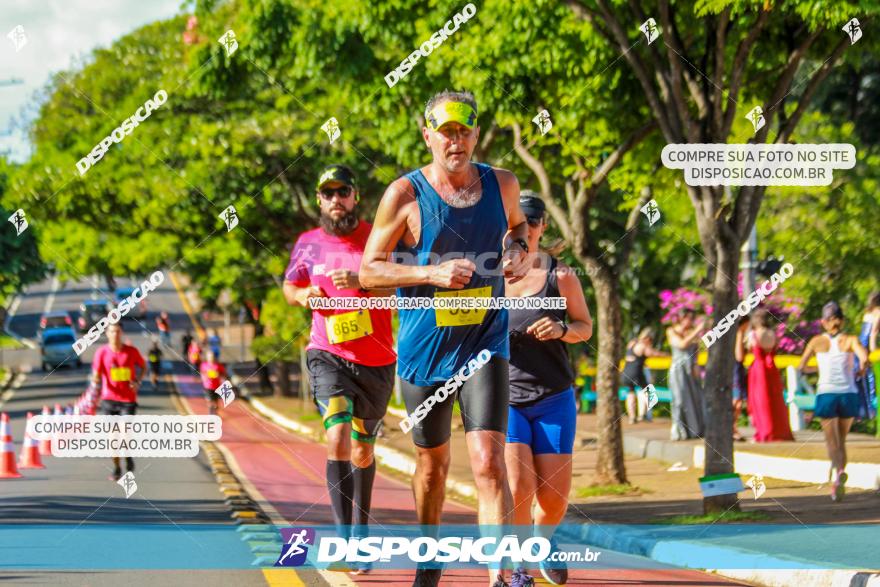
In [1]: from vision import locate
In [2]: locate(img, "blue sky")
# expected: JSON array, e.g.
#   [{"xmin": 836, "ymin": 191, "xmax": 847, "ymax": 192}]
[{"xmin": 1, "ymin": 0, "xmax": 181, "ymax": 162}]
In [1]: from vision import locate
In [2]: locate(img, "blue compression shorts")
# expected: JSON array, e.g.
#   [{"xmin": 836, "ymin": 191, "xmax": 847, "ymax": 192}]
[{"xmin": 506, "ymin": 387, "xmax": 577, "ymax": 455}]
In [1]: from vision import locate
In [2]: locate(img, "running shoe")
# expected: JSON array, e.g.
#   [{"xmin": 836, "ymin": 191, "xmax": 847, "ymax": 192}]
[
  {"xmin": 832, "ymin": 471, "xmax": 848, "ymax": 502},
  {"xmin": 510, "ymin": 567, "xmax": 535, "ymax": 587},
  {"xmin": 539, "ymin": 560, "xmax": 568, "ymax": 585},
  {"xmin": 109, "ymin": 468, "xmax": 122, "ymax": 482},
  {"xmin": 412, "ymin": 567, "xmax": 442, "ymax": 587}
]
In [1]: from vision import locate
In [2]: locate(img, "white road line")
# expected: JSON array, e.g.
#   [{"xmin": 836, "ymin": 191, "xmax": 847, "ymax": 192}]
[
  {"xmin": 43, "ymin": 274, "xmax": 60, "ymax": 315},
  {"xmin": 3, "ymin": 294, "xmax": 38, "ymax": 349}
]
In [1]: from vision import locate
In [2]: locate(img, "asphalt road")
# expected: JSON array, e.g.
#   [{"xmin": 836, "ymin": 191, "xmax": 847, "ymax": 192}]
[
  {"xmin": 0, "ymin": 275, "xmax": 267, "ymax": 586},
  {"xmin": 0, "ymin": 274, "xmax": 748, "ymax": 586}
]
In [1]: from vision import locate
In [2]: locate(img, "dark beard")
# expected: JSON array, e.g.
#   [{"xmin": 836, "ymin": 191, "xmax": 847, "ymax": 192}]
[{"xmin": 320, "ymin": 210, "xmax": 359, "ymax": 236}]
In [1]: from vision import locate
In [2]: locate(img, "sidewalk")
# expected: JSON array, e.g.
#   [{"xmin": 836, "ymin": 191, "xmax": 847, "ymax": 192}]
[{"xmin": 233, "ymin": 372, "xmax": 880, "ymax": 587}]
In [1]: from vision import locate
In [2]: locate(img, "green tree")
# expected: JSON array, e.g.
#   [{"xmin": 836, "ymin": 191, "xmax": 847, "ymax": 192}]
[
  {"xmin": 0, "ymin": 160, "xmax": 46, "ymax": 312},
  {"xmin": 570, "ymin": 0, "xmax": 880, "ymax": 510}
]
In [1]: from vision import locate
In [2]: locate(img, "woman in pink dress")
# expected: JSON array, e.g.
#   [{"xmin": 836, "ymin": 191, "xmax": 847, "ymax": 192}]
[{"xmin": 741, "ymin": 309, "xmax": 793, "ymax": 442}]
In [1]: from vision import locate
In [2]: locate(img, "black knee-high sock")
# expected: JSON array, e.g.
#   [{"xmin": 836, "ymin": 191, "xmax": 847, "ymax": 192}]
[
  {"xmin": 326, "ymin": 460, "xmax": 354, "ymax": 529},
  {"xmin": 352, "ymin": 460, "xmax": 376, "ymax": 529}
]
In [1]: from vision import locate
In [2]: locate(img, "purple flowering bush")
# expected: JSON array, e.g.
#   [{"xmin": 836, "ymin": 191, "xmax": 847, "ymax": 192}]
[{"xmin": 659, "ymin": 274, "xmax": 821, "ymax": 355}]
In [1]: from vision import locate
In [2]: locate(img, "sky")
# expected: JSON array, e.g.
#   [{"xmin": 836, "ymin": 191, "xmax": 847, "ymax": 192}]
[{"xmin": 1, "ymin": 0, "xmax": 182, "ymax": 162}]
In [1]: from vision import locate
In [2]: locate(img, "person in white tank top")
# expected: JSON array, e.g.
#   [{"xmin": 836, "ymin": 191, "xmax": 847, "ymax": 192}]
[{"xmin": 797, "ymin": 302, "xmax": 870, "ymax": 502}]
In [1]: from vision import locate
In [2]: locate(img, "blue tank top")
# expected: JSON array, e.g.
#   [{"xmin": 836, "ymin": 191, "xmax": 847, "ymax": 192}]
[{"xmin": 396, "ymin": 163, "xmax": 509, "ymax": 385}]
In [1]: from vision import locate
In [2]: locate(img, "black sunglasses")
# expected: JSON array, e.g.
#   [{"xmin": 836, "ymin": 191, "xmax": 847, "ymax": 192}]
[
  {"xmin": 318, "ymin": 186, "xmax": 354, "ymax": 200},
  {"xmin": 526, "ymin": 216, "xmax": 544, "ymax": 227}
]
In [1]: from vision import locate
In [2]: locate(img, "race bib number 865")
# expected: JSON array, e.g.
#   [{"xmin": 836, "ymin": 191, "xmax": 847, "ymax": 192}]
[{"xmin": 326, "ymin": 310, "xmax": 373, "ymax": 344}]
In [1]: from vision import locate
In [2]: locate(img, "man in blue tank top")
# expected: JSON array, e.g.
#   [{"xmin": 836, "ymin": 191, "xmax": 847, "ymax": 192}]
[{"xmin": 361, "ymin": 90, "xmax": 530, "ymax": 587}]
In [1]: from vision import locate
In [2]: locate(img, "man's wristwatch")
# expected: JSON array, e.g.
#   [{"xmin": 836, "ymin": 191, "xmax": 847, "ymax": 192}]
[{"xmin": 508, "ymin": 238, "xmax": 529, "ymax": 254}]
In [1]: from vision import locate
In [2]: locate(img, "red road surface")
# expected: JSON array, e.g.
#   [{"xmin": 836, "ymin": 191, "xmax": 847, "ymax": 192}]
[{"xmin": 175, "ymin": 373, "xmax": 745, "ymax": 586}]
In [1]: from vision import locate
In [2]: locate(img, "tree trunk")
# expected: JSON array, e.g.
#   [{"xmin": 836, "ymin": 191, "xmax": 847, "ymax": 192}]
[
  {"xmin": 275, "ymin": 360, "xmax": 292, "ymax": 397},
  {"xmin": 702, "ymin": 237, "xmax": 741, "ymax": 513},
  {"xmin": 592, "ymin": 268, "xmax": 628, "ymax": 485}
]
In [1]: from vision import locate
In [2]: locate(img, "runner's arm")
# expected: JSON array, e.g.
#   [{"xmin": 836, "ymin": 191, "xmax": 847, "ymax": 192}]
[
  {"xmin": 850, "ymin": 336, "xmax": 870, "ymax": 377},
  {"xmin": 360, "ymin": 179, "xmax": 434, "ymax": 289},
  {"xmin": 90, "ymin": 349, "xmax": 103, "ymax": 387},
  {"xmin": 797, "ymin": 338, "xmax": 817, "ymax": 374},
  {"xmin": 556, "ymin": 264, "xmax": 592, "ymax": 343},
  {"xmin": 133, "ymin": 351, "xmax": 146, "ymax": 387},
  {"xmin": 668, "ymin": 325, "xmax": 701, "ymax": 349},
  {"xmin": 644, "ymin": 342, "xmax": 669, "ymax": 358},
  {"xmin": 496, "ymin": 169, "xmax": 529, "ymax": 283},
  {"xmin": 282, "ymin": 281, "xmax": 325, "ymax": 307}
]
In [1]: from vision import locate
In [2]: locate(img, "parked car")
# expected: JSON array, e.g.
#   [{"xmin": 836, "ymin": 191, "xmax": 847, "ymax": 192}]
[
  {"xmin": 114, "ymin": 287, "xmax": 147, "ymax": 319},
  {"xmin": 78, "ymin": 299, "xmax": 112, "ymax": 332},
  {"xmin": 39, "ymin": 310, "xmax": 73, "ymax": 332},
  {"xmin": 40, "ymin": 327, "xmax": 81, "ymax": 370}
]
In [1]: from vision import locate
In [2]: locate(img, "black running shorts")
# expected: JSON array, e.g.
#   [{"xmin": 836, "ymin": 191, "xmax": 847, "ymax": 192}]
[
  {"xmin": 100, "ymin": 400, "xmax": 138, "ymax": 416},
  {"xmin": 306, "ymin": 349, "xmax": 395, "ymax": 443},
  {"xmin": 400, "ymin": 355, "xmax": 509, "ymax": 448}
]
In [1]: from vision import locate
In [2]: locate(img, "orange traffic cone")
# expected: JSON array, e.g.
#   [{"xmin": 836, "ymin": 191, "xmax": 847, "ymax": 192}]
[
  {"xmin": 18, "ymin": 412, "xmax": 45, "ymax": 469},
  {"xmin": 0, "ymin": 413, "xmax": 22, "ymax": 478},
  {"xmin": 38, "ymin": 406, "xmax": 52, "ymax": 456}
]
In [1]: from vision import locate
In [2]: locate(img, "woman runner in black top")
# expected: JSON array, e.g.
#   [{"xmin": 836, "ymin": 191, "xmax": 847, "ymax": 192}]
[
  {"xmin": 505, "ymin": 193, "xmax": 593, "ymax": 585},
  {"xmin": 622, "ymin": 328, "xmax": 667, "ymax": 424}
]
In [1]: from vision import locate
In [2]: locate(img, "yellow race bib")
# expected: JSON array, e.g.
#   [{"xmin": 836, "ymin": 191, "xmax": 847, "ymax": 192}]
[
  {"xmin": 326, "ymin": 310, "xmax": 373, "ymax": 345},
  {"xmin": 207, "ymin": 369, "xmax": 219, "ymax": 379},
  {"xmin": 434, "ymin": 286, "xmax": 492, "ymax": 327},
  {"xmin": 110, "ymin": 367, "xmax": 131, "ymax": 382}
]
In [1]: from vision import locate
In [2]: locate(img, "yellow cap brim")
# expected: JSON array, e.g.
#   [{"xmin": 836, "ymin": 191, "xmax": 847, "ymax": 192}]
[{"xmin": 426, "ymin": 101, "xmax": 477, "ymax": 131}]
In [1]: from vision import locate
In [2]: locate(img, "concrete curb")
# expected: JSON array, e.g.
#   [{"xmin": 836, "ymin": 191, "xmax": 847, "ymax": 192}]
[
  {"xmin": 622, "ymin": 432, "xmax": 880, "ymax": 490},
  {"xmin": 567, "ymin": 524, "xmax": 880, "ymax": 587}
]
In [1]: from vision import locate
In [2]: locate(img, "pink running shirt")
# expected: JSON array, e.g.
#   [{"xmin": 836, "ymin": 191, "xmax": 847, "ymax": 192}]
[{"xmin": 284, "ymin": 221, "xmax": 395, "ymax": 367}]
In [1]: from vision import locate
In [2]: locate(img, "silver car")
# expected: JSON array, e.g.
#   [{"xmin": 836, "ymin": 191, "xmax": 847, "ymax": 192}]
[{"xmin": 40, "ymin": 327, "xmax": 82, "ymax": 370}]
